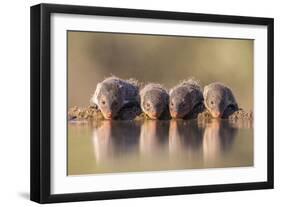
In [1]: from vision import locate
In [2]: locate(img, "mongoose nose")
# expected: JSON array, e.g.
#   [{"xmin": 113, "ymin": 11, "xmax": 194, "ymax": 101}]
[
  {"xmin": 151, "ymin": 112, "xmax": 158, "ymax": 117},
  {"xmin": 147, "ymin": 112, "xmax": 159, "ymax": 119},
  {"xmin": 171, "ymin": 112, "xmax": 179, "ymax": 118},
  {"xmin": 211, "ymin": 112, "xmax": 221, "ymax": 118},
  {"xmin": 106, "ymin": 112, "xmax": 113, "ymax": 118}
]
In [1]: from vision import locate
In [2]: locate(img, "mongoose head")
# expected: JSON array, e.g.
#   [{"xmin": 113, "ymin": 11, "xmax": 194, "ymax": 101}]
[
  {"xmin": 169, "ymin": 87, "xmax": 193, "ymax": 118},
  {"xmin": 169, "ymin": 80, "xmax": 203, "ymax": 119},
  {"xmin": 141, "ymin": 85, "xmax": 169, "ymax": 119},
  {"xmin": 203, "ymin": 82, "xmax": 238, "ymax": 118},
  {"xmin": 96, "ymin": 82, "xmax": 124, "ymax": 119}
]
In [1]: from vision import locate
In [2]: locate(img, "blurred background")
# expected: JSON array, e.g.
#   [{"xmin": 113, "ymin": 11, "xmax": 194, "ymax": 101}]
[{"xmin": 68, "ymin": 31, "xmax": 253, "ymax": 110}]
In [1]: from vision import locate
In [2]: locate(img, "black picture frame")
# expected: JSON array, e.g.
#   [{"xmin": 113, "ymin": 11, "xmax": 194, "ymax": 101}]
[{"xmin": 30, "ymin": 3, "xmax": 274, "ymax": 204}]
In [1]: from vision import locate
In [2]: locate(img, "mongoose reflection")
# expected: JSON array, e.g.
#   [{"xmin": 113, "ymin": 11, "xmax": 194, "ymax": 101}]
[
  {"xmin": 169, "ymin": 80, "xmax": 204, "ymax": 119},
  {"xmin": 203, "ymin": 119, "xmax": 237, "ymax": 163},
  {"xmin": 92, "ymin": 121, "xmax": 140, "ymax": 164},
  {"xmin": 203, "ymin": 82, "xmax": 238, "ymax": 118},
  {"xmin": 90, "ymin": 76, "xmax": 139, "ymax": 119},
  {"xmin": 169, "ymin": 120, "xmax": 203, "ymax": 155},
  {"xmin": 140, "ymin": 83, "xmax": 169, "ymax": 119},
  {"xmin": 140, "ymin": 120, "xmax": 169, "ymax": 156}
]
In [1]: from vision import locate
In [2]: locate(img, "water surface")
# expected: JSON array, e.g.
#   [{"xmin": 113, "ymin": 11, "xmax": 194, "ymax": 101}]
[{"xmin": 68, "ymin": 119, "xmax": 253, "ymax": 175}]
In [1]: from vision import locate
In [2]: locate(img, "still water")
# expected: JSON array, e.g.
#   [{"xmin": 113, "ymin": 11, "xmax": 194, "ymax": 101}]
[{"xmin": 68, "ymin": 119, "xmax": 253, "ymax": 175}]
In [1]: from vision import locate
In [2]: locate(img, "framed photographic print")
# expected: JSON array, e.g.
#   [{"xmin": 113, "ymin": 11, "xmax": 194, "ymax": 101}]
[{"xmin": 30, "ymin": 3, "xmax": 274, "ymax": 203}]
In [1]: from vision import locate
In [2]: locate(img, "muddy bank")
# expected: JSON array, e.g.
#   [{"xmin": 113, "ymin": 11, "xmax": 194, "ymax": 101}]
[
  {"xmin": 68, "ymin": 105, "xmax": 143, "ymax": 121},
  {"xmin": 68, "ymin": 105, "xmax": 253, "ymax": 123},
  {"xmin": 197, "ymin": 109, "xmax": 253, "ymax": 128},
  {"xmin": 197, "ymin": 109, "xmax": 253, "ymax": 122}
]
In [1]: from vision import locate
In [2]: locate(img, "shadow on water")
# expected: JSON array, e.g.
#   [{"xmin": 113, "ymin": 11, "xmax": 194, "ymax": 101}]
[{"xmin": 81, "ymin": 118, "xmax": 252, "ymax": 174}]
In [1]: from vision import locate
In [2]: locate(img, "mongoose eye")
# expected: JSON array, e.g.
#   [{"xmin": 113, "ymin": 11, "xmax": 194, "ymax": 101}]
[
  {"xmin": 210, "ymin": 101, "xmax": 214, "ymax": 105},
  {"xmin": 101, "ymin": 100, "xmax": 106, "ymax": 105},
  {"xmin": 146, "ymin": 103, "xmax": 150, "ymax": 108},
  {"xmin": 170, "ymin": 102, "xmax": 174, "ymax": 106}
]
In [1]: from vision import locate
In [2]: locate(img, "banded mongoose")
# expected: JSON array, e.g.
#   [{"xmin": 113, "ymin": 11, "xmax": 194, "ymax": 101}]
[
  {"xmin": 90, "ymin": 76, "xmax": 139, "ymax": 119},
  {"xmin": 169, "ymin": 80, "xmax": 204, "ymax": 119},
  {"xmin": 203, "ymin": 82, "xmax": 238, "ymax": 118},
  {"xmin": 140, "ymin": 83, "xmax": 169, "ymax": 119}
]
